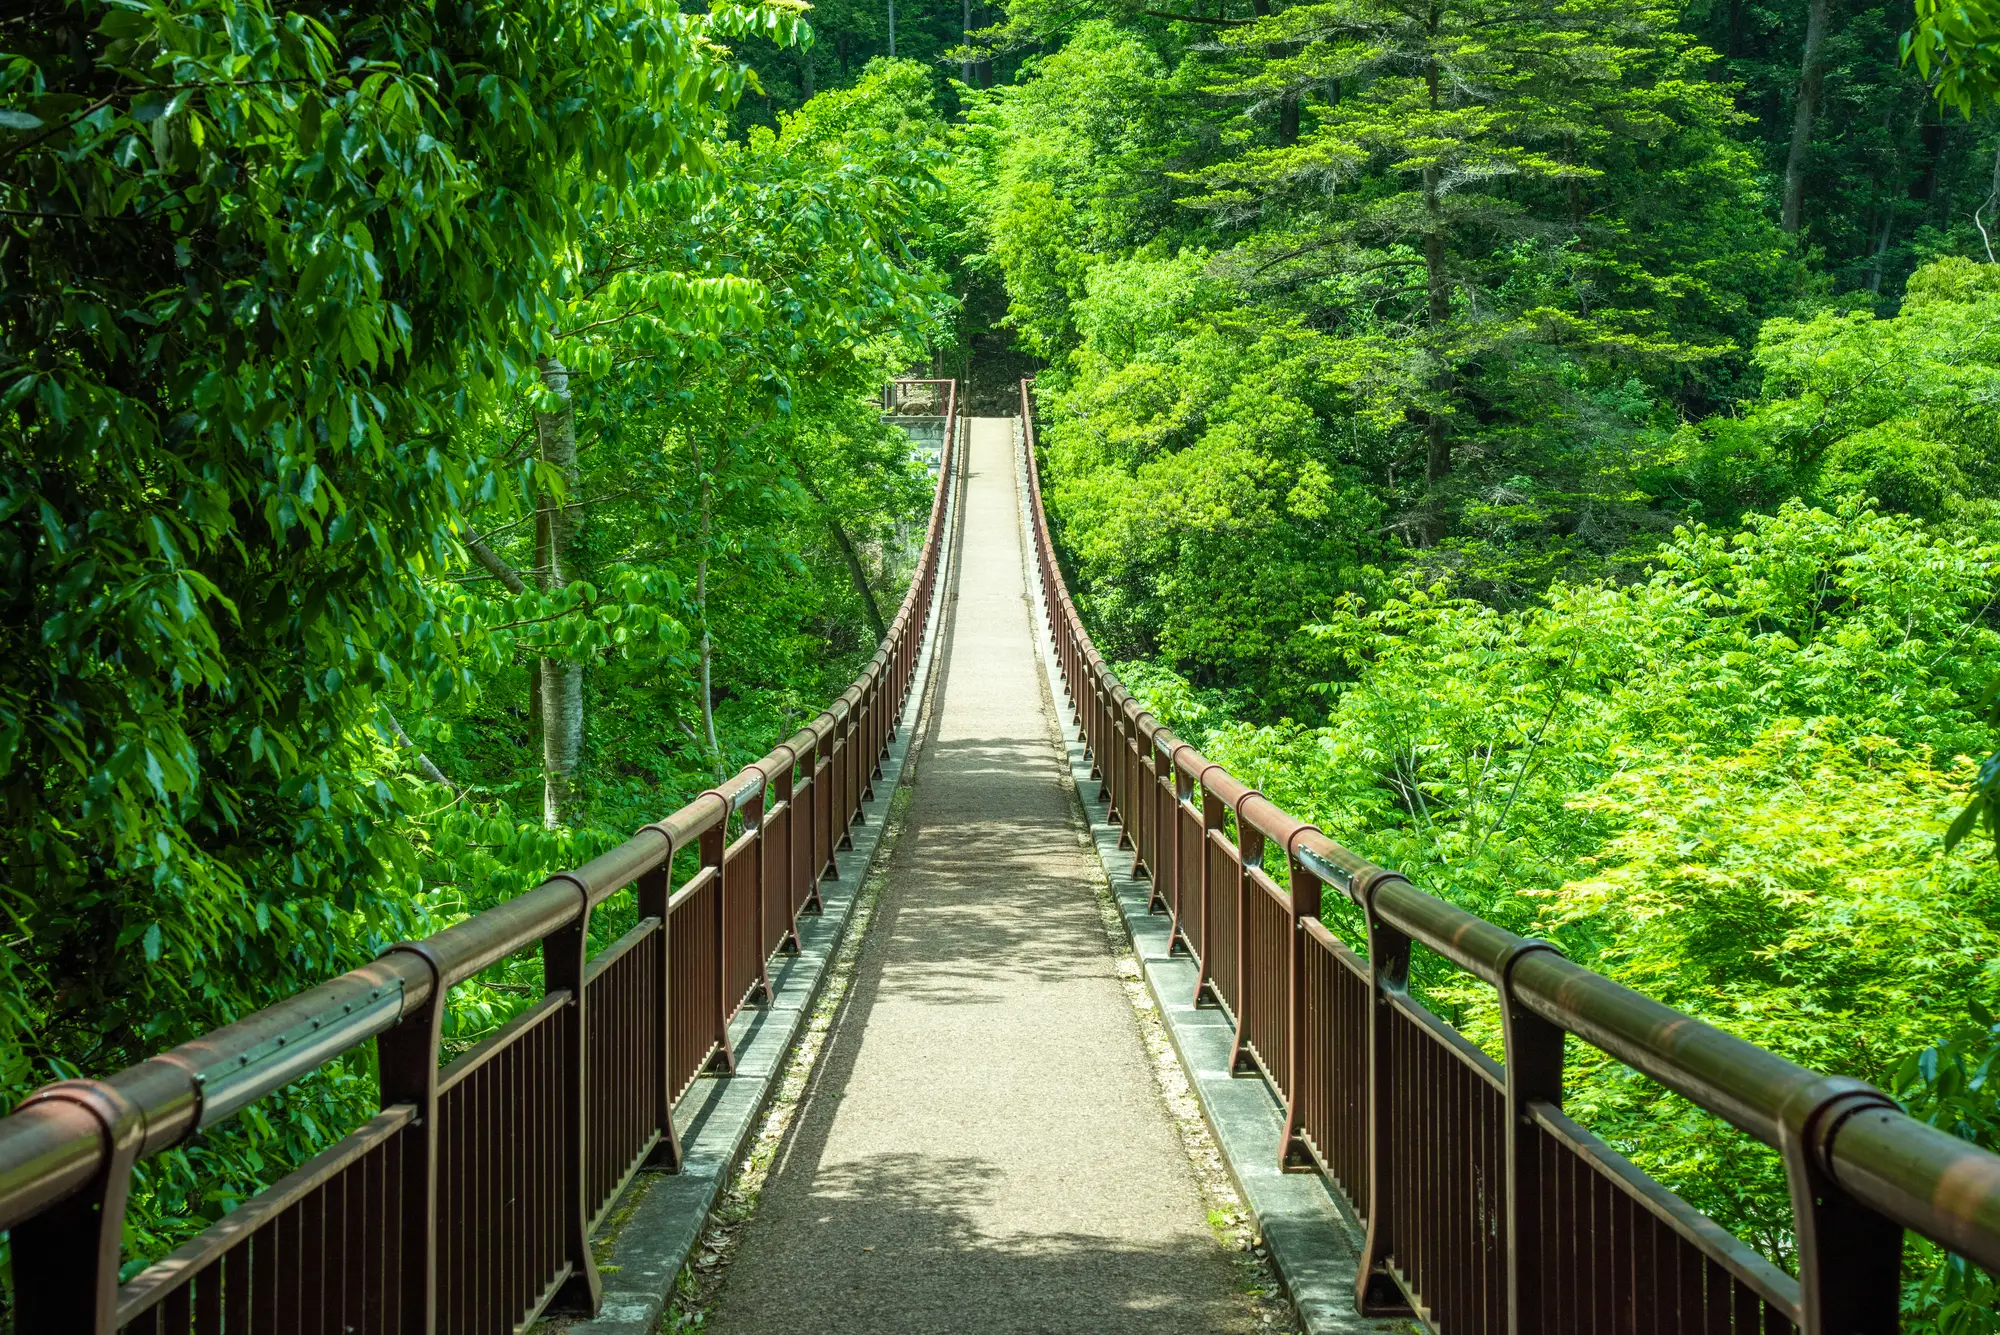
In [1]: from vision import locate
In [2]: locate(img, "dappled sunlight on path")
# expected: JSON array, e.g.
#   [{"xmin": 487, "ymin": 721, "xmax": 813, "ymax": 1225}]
[{"xmin": 702, "ymin": 418, "xmax": 1259, "ymax": 1334}]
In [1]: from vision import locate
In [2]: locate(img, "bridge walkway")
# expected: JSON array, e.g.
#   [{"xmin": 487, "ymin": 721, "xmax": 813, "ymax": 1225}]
[{"xmin": 703, "ymin": 418, "xmax": 1261, "ymax": 1333}]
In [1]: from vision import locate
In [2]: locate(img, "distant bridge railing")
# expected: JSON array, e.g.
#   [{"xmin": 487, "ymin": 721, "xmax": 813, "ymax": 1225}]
[
  {"xmin": 0, "ymin": 380, "xmax": 957, "ymax": 1334},
  {"xmin": 1020, "ymin": 377, "xmax": 2000, "ymax": 1335},
  {"xmin": 882, "ymin": 377, "xmax": 954, "ymax": 477}
]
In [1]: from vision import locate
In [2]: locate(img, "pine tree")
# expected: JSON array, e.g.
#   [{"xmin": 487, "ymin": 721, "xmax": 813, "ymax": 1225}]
[{"xmin": 1184, "ymin": 0, "xmax": 1744, "ymax": 509}]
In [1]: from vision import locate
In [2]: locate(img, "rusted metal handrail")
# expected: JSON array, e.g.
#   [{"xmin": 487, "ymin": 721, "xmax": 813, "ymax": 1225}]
[
  {"xmin": 1019, "ymin": 376, "xmax": 2000, "ymax": 1335},
  {"xmin": 0, "ymin": 379, "xmax": 958, "ymax": 1334}
]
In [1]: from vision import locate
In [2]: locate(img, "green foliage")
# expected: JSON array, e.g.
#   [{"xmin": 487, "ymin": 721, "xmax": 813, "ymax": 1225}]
[
  {"xmin": 0, "ymin": 0, "xmax": 947, "ymax": 1293},
  {"xmin": 0, "ymin": 0, "xmax": 763, "ymax": 1098},
  {"xmin": 981, "ymin": 0, "xmax": 2000, "ymax": 1303},
  {"xmin": 1122, "ymin": 497, "xmax": 2000, "ymax": 1269},
  {"xmin": 1897, "ymin": 1009, "xmax": 2000, "ymax": 1331},
  {"xmin": 1686, "ymin": 257, "xmax": 2000, "ymax": 519},
  {"xmin": 1908, "ymin": 0, "xmax": 2000, "ymax": 119}
]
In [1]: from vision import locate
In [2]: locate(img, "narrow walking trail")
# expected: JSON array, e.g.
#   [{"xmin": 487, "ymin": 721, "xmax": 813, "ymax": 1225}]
[{"xmin": 704, "ymin": 418, "xmax": 1260, "ymax": 1333}]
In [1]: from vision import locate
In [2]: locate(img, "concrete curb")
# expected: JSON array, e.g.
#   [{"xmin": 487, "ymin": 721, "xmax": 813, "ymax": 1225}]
[
  {"xmin": 566, "ymin": 426, "xmax": 964, "ymax": 1335},
  {"xmin": 1013, "ymin": 420, "xmax": 1406, "ymax": 1335}
]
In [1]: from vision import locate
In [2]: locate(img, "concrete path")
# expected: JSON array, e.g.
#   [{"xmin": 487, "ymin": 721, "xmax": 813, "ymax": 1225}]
[{"xmin": 703, "ymin": 419, "xmax": 1260, "ymax": 1334}]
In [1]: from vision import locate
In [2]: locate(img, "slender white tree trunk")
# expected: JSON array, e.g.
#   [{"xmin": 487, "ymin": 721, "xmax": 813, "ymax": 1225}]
[
  {"xmin": 696, "ymin": 445, "xmax": 722, "ymax": 781},
  {"xmin": 1780, "ymin": 0, "xmax": 1829, "ymax": 234},
  {"xmin": 536, "ymin": 355, "xmax": 585, "ymax": 828},
  {"xmin": 1976, "ymin": 139, "xmax": 2000, "ymax": 263}
]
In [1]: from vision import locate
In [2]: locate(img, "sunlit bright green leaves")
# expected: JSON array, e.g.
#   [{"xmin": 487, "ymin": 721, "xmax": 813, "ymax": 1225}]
[
  {"xmin": 0, "ymin": 0, "xmax": 784, "ymax": 1272},
  {"xmin": 1906, "ymin": 0, "xmax": 2000, "ymax": 118}
]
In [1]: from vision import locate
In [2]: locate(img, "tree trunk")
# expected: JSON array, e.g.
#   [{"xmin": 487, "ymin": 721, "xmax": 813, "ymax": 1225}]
[
  {"xmin": 799, "ymin": 43, "xmax": 815, "ymax": 98},
  {"xmin": 1976, "ymin": 138, "xmax": 2000, "ymax": 263},
  {"xmin": 829, "ymin": 516, "xmax": 886, "ymax": 642},
  {"xmin": 535, "ymin": 355, "xmax": 584, "ymax": 828},
  {"xmin": 1248, "ymin": 0, "xmax": 1299, "ymax": 146},
  {"xmin": 1780, "ymin": 0, "xmax": 1830, "ymax": 234},
  {"xmin": 1866, "ymin": 211, "xmax": 1895, "ymax": 294},
  {"xmin": 1564, "ymin": 132, "xmax": 1581, "ymax": 227},
  {"xmin": 463, "ymin": 527, "xmax": 546, "ymax": 785},
  {"xmin": 694, "ymin": 439, "xmax": 723, "ymax": 782},
  {"xmin": 794, "ymin": 463, "xmax": 887, "ymax": 641},
  {"xmin": 1422, "ymin": 166, "xmax": 1453, "ymax": 487},
  {"xmin": 386, "ymin": 710, "xmax": 461, "ymax": 797}
]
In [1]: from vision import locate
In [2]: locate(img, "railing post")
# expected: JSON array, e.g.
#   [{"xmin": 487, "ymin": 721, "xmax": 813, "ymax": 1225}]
[
  {"xmin": 1139, "ymin": 729, "xmax": 1166, "ymax": 897},
  {"xmin": 876, "ymin": 672, "xmax": 889, "ymax": 771},
  {"xmin": 1111, "ymin": 706, "xmax": 1131, "ymax": 840},
  {"xmin": 1780, "ymin": 1079, "xmax": 1905, "ymax": 1335},
  {"xmin": 375, "ymin": 944, "xmax": 448, "ymax": 1335},
  {"xmin": 1227, "ymin": 793, "xmax": 1263, "ymax": 1076},
  {"xmin": 637, "ymin": 857, "xmax": 684, "ymax": 1172},
  {"xmin": 1193, "ymin": 774, "xmax": 1227, "ymax": 1007},
  {"xmin": 1498, "ymin": 940, "xmax": 1565, "ymax": 1335},
  {"xmin": 838, "ymin": 710, "xmax": 858, "ymax": 848},
  {"xmin": 700, "ymin": 809, "xmax": 736, "ymax": 1075},
  {"xmin": 8, "ymin": 1080, "xmax": 144, "ymax": 1335},
  {"xmin": 771, "ymin": 746, "xmax": 801, "ymax": 953},
  {"xmin": 1088, "ymin": 685, "xmax": 1105, "ymax": 787},
  {"xmin": 744, "ymin": 777, "xmax": 772, "ymax": 1004},
  {"xmin": 1354, "ymin": 870, "xmax": 1417, "ymax": 1317},
  {"xmin": 1136, "ymin": 719, "xmax": 1153, "ymax": 872},
  {"xmin": 808, "ymin": 713, "xmax": 836, "ymax": 890},
  {"xmin": 1167, "ymin": 751, "xmax": 1194, "ymax": 944},
  {"xmin": 861, "ymin": 682, "xmax": 878, "ymax": 798},
  {"xmin": 1280, "ymin": 832, "xmax": 1323, "ymax": 1170},
  {"xmin": 544, "ymin": 882, "xmax": 603, "ymax": 1316}
]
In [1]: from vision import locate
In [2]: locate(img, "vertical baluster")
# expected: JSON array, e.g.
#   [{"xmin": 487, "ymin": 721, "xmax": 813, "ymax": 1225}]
[
  {"xmin": 770, "ymin": 748, "xmax": 799, "ymax": 953},
  {"xmin": 300, "ymin": 1178, "xmax": 327, "ymax": 1335},
  {"xmin": 699, "ymin": 801, "xmax": 736, "ymax": 1075},
  {"xmin": 1144, "ymin": 734, "xmax": 1170, "ymax": 911},
  {"xmin": 1169, "ymin": 756, "xmax": 1195, "ymax": 954},
  {"xmin": 1111, "ymin": 703, "xmax": 1130, "ymax": 846},
  {"xmin": 1280, "ymin": 833, "xmax": 1324, "ymax": 1170},
  {"xmin": 1297, "ymin": 942, "xmax": 1315, "ymax": 1167},
  {"xmin": 743, "ymin": 774, "xmax": 771, "ymax": 1004}
]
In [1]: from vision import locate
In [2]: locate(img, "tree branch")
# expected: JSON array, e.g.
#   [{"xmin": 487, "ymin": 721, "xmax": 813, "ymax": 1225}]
[
  {"xmin": 385, "ymin": 710, "xmax": 462, "ymax": 797},
  {"xmin": 1141, "ymin": 8, "xmax": 1254, "ymax": 23},
  {"xmin": 463, "ymin": 527, "xmax": 528, "ymax": 595}
]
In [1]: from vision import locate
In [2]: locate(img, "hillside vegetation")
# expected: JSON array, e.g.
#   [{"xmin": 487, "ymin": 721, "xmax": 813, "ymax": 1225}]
[{"xmin": 957, "ymin": 1, "xmax": 2000, "ymax": 1322}]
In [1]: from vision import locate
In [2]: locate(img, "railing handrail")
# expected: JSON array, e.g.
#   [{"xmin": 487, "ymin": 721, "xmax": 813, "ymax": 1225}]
[
  {"xmin": 0, "ymin": 379, "xmax": 958, "ymax": 1257},
  {"xmin": 1019, "ymin": 375, "xmax": 2000, "ymax": 1331}
]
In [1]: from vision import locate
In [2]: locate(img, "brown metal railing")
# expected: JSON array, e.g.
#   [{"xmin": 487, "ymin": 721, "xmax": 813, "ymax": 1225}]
[
  {"xmin": 0, "ymin": 380, "xmax": 957, "ymax": 1335},
  {"xmin": 1020, "ymin": 377, "xmax": 2000, "ymax": 1335}
]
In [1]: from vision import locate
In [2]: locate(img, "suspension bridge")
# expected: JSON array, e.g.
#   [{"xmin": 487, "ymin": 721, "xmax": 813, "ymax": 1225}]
[{"xmin": 3, "ymin": 380, "xmax": 1997, "ymax": 1335}]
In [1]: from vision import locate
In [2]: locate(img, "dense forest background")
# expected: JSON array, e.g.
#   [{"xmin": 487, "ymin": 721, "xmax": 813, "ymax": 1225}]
[
  {"xmin": 4, "ymin": 0, "xmax": 2000, "ymax": 1326},
  {"xmin": 958, "ymin": 0, "xmax": 2000, "ymax": 1324}
]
